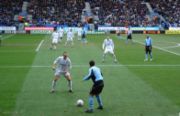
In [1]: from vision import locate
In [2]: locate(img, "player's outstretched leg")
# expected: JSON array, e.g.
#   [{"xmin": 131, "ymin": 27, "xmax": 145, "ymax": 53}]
[
  {"xmin": 112, "ymin": 54, "xmax": 117, "ymax": 63},
  {"xmin": 66, "ymin": 74, "xmax": 73, "ymax": 93},
  {"xmin": 67, "ymin": 80, "xmax": 73, "ymax": 93},
  {"xmin": 85, "ymin": 95, "xmax": 94, "ymax": 113},
  {"xmin": 50, "ymin": 76, "xmax": 59, "ymax": 93},
  {"xmin": 51, "ymin": 80, "xmax": 57, "ymax": 93}
]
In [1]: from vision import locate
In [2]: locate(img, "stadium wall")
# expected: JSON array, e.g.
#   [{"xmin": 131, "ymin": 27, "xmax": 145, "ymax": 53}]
[
  {"xmin": 0, "ymin": 26, "xmax": 16, "ymax": 34},
  {"xmin": 23, "ymin": 26, "xmax": 179, "ymax": 35}
]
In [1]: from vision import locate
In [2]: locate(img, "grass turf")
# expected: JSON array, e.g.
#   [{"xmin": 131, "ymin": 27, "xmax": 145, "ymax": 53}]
[{"xmin": 0, "ymin": 34, "xmax": 179, "ymax": 116}]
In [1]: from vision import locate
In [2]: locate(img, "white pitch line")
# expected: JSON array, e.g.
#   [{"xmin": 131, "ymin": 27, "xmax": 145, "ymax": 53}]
[
  {"xmin": 0, "ymin": 64, "xmax": 180, "ymax": 68},
  {"xmin": 1, "ymin": 34, "xmax": 14, "ymax": 40},
  {"xmin": 134, "ymin": 40, "xmax": 180, "ymax": 56},
  {"xmin": 35, "ymin": 40, "xmax": 44, "ymax": 52},
  {"xmin": 163, "ymin": 44, "xmax": 180, "ymax": 49}
]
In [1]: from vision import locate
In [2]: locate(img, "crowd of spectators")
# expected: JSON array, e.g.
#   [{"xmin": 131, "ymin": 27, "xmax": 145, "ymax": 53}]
[
  {"xmin": 90, "ymin": 0, "xmax": 160, "ymax": 27},
  {"xmin": 0, "ymin": 0, "xmax": 179, "ymax": 27},
  {"xmin": 150, "ymin": 0, "xmax": 180, "ymax": 27},
  {"xmin": 27, "ymin": 0, "xmax": 85, "ymax": 27},
  {"xmin": 0, "ymin": 0, "xmax": 22, "ymax": 26}
]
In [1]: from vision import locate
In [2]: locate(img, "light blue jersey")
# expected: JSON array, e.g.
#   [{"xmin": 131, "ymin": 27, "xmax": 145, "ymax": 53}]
[
  {"xmin": 83, "ymin": 66, "xmax": 103, "ymax": 83},
  {"xmin": 145, "ymin": 37, "xmax": 152, "ymax": 46}
]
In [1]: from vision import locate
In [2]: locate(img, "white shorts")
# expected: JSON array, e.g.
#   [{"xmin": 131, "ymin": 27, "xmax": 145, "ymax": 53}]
[
  {"xmin": 59, "ymin": 34, "xmax": 63, "ymax": 38},
  {"xmin": 78, "ymin": 33, "xmax": 81, "ymax": 36},
  {"xmin": 67, "ymin": 37, "xmax": 73, "ymax": 41},
  {"xmin": 55, "ymin": 69, "xmax": 70, "ymax": 77},
  {"xmin": 52, "ymin": 39, "xmax": 58, "ymax": 44},
  {"xmin": 104, "ymin": 48, "xmax": 114, "ymax": 54}
]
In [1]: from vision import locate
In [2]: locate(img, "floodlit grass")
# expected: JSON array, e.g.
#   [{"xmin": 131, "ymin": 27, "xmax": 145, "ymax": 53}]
[{"xmin": 0, "ymin": 34, "xmax": 179, "ymax": 116}]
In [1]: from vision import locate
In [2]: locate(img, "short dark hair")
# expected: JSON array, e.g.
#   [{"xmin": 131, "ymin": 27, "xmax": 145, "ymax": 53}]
[
  {"xmin": 89, "ymin": 60, "xmax": 95, "ymax": 67},
  {"xmin": 54, "ymin": 27, "xmax": 57, "ymax": 31}
]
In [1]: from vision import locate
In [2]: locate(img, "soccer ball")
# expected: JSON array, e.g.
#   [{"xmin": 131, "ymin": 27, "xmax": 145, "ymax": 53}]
[{"xmin": 76, "ymin": 99, "xmax": 84, "ymax": 107}]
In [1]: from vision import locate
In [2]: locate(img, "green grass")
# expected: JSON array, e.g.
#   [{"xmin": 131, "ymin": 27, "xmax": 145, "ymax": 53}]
[
  {"xmin": 0, "ymin": 34, "xmax": 179, "ymax": 116},
  {"xmin": 0, "ymin": 34, "xmax": 45, "ymax": 116}
]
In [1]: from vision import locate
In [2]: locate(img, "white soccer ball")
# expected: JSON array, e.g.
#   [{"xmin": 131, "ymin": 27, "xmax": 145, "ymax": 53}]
[{"xmin": 76, "ymin": 99, "xmax": 84, "ymax": 107}]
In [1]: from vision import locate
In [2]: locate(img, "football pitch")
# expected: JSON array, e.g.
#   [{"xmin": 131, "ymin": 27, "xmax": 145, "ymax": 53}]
[{"xmin": 0, "ymin": 34, "xmax": 180, "ymax": 116}]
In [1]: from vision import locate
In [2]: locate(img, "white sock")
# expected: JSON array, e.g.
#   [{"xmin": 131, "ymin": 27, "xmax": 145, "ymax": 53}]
[
  {"xmin": 52, "ymin": 80, "xmax": 56, "ymax": 90},
  {"xmin": 68, "ymin": 80, "xmax": 72, "ymax": 90}
]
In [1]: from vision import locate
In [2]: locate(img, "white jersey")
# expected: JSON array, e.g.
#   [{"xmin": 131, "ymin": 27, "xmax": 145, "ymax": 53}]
[
  {"xmin": 67, "ymin": 31, "xmax": 74, "ymax": 41},
  {"xmin": 102, "ymin": 38, "xmax": 114, "ymax": 50},
  {"xmin": 78, "ymin": 29, "xmax": 82, "ymax": 36},
  {"xmin": 52, "ymin": 32, "xmax": 59, "ymax": 43},
  {"xmin": 54, "ymin": 56, "xmax": 71, "ymax": 72},
  {"xmin": 102, "ymin": 38, "xmax": 115, "ymax": 54},
  {"xmin": 58, "ymin": 28, "xmax": 64, "ymax": 37}
]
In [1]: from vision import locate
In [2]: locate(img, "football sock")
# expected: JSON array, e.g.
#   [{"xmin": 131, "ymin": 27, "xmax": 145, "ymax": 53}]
[
  {"xmin": 96, "ymin": 95, "xmax": 103, "ymax": 107},
  {"xmin": 145, "ymin": 54, "xmax": 148, "ymax": 60},
  {"xmin": 88, "ymin": 96, "xmax": 94, "ymax": 110},
  {"xmin": 52, "ymin": 80, "xmax": 56, "ymax": 90},
  {"xmin": 68, "ymin": 80, "xmax": 72, "ymax": 90},
  {"xmin": 113, "ymin": 54, "xmax": 117, "ymax": 61},
  {"xmin": 150, "ymin": 53, "xmax": 153, "ymax": 59}
]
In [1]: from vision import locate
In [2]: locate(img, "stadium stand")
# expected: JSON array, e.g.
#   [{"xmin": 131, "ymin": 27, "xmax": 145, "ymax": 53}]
[
  {"xmin": 0, "ymin": 0, "xmax": 179, "ymax": 27},
  {"xmin": 27, "ymin": 0, "xmax": 85, "ymax": 27},
  {"xmin": 90, "ymin": 0, "xmax": 151, "ymax": 26},
  {"xmin": 149, "ymin": 0, "xmax": 180, "ymax": 27},
  {"xmin": 0, "ymin": 0, "xmax": 22, "ymax": 26}
]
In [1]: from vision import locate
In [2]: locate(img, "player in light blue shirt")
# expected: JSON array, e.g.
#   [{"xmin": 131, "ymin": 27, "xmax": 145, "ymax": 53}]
[
  {"xmin": 144, "ymin": 36, "xmax": 153, "ymax": 61},
  {"xmin": 83, "ymin": 60, "xmax": 104, "ymax": 113}
]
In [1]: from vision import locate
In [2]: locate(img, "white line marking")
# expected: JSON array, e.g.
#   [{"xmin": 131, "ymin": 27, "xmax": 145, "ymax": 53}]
[
  {"xmin": 163, "ymin": 44, "xmax": 180, "ymax": 49},
  {"xmin": 0, "ymin": 64, "xmax": 180, "ymax": 68},
  {"xmin": 134, "ymin": 40, "xmax": 180, "ymax": 56},
  {"xmin": 35, "ymin": 40, "xmax": 44, "ymax": 52},
  {"xmin": 0, "ymin": 50, "xmax": 34, "ymax": 53},
  {"xmin": 1, "ymin": 34, "xmax": 14, "ymax": 40}
]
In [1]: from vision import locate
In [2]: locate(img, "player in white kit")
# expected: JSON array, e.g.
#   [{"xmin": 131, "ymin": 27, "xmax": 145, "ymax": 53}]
[
  {"xmin": 51, "ymin": 29, "xmax": 59, "ymax": 50},
  {"xmin": 50, "ymin": 51, "xmax": 73, "ymax": 93},
  {"xmin": 58, "ymin": 27, "xmax": 64, "ymax": 42},
  {"xmin": 102, "ymin": 36, "xmax": 117, "ymax": 63},
  {"xmin": 65, "ymin": 29, "xmax": 74, "ymax": 47},
  {"xmin": 77, "ymin": 28, "xmax": 82, "ymax": 40}
]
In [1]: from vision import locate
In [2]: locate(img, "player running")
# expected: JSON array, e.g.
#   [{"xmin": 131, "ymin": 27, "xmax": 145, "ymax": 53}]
[
  {"xmin": 50, "ymin": 28, "xmax": 59, "ymax": 50},
  {"xmin": 65, "ymin": 29, "xmax": 74, "ymax": 47},
  {"xmin": 83, "ymin": 60, "xmax": 104, "ymax": 113},
  {"xmin": 50, "ymin": 51, "xmax": 73, "ymax": 93},
  {"xmin": 102, "ymin": 36, "xmax": 117, "ymax": 63},
  {"xmin": 144, "ymin": 36, "xmax": 153, "ymax": 61}
]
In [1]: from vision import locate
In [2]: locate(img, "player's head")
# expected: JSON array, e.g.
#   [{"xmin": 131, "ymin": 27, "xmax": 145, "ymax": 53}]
[
  {"xmin": 147, "ymin": 36, "xmax": 150, "ymax": 39},
  {"xmin": 89, "ymin": 60, "xmax": 95, "ymax": 67},
  {"xmin": 54, "ymin": 27, "xmax": 57, "ymax": 32},
  {"xmin": 63, "ymin": 51, "xmax": 68, "ymax": 59}
]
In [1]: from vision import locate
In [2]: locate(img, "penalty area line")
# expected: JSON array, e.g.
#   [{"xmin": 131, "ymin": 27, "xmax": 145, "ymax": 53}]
[{"xmin": 35, "ymin": 40, "xmax": 44, "ymax": 52}]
